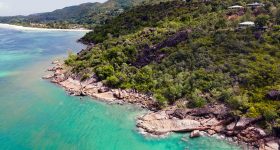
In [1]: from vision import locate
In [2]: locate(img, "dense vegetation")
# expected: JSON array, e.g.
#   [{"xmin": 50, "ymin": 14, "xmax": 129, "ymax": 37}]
[
  {"xmin": 66, "ymin": 0, "xmax": 280, "ymax": 132},
  {"xmin": 0, "ymin": 0, "xmax": 170, "ymax": 29}
]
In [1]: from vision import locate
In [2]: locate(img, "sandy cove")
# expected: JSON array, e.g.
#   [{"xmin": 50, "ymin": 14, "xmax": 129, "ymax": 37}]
[
  {"xmin": 43, "ymin": 60, "xmax": 280, "ymax": 150},
  {"xmin": 0, "ymin": 23, "xmax": 92, "ymax": 32}
]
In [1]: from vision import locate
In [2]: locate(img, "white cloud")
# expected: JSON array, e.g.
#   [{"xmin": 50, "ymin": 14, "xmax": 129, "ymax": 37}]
[{"xmin": 0, "ymin": 2, "xmax": 8, "ymax": 9}]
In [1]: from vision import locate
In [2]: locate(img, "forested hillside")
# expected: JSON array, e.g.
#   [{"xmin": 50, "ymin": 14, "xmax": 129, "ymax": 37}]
[
  {"xmin": 0, "ymin": 0, "xmax": 170, "ymax": 29},
  {"xmin": 67, "ymin": 0, "xmax": 280, "ymax": 132}
]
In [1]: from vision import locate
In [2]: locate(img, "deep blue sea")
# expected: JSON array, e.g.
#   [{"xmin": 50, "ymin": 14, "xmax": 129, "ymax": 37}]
[{"xmin": 0, "ymin": 28, "xmax": 242, "ymax": 150}]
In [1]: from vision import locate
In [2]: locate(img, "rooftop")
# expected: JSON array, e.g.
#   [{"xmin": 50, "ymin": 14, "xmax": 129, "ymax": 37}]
[
  {"xmin": 247, "ymin": 2, "xmax": 265, "ymax": 7},
  {"xmin": 228, "ymin": 5, "xmax": 244, "ymax": 9},
  {"xmin": 239, "ymin": 21, "xmax": 255, "ymax": 26}
]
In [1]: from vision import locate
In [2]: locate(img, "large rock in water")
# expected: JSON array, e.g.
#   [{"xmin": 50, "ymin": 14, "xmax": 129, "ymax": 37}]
[
  {"xmin": 226, "ymin": 122, "xmax": 236, "ymax": 131},
  {"xmin": 98, "ymin": 87, "xmax": 110, "ymax": 93},
  {"xmin": 137, "ymin": 111, "xmax": 202, "ymax": 135},
  {"xmin": 190, "ymin": 130, "xmax": 201, "ymax": 138},
  {"xmin": 113, "ymin": 90, "xmax": 127, "ymax": 99}
]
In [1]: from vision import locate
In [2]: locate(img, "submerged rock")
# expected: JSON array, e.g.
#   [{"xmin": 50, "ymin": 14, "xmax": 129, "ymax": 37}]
[
  {"xmin": 52, "ymin": 60, "xmax": 59, "ymax": 64},
  {"xmin": 42, "ymin": 74, "xmax": 54, "ymax": 79}
]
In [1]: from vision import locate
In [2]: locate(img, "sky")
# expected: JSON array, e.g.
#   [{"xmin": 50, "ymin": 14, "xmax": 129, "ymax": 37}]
[{"xmin": 0, "ymin": 0, "xmax": 107, "ymax": 16}]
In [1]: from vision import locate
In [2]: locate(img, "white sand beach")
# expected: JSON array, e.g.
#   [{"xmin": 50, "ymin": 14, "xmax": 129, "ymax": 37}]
[{"xmin": 0, "ymin": 23, "xmax": 92, "ymax": 32}]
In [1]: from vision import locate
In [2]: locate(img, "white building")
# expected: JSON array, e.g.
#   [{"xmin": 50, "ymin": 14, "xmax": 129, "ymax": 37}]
[
  {"xmin": 247, "ymin": 2, "xmax": 265, "ymax": 7},
  {"xmin": 239, "ymin": 21, "xmax": 255, "ymax": 26},
  {"xmin": 238, "ymin": 21, "xmax": 255, "ymax": 29},
  {"xmin": 228, "ymin": 5, "xmax": 244, "ymax": 9}
]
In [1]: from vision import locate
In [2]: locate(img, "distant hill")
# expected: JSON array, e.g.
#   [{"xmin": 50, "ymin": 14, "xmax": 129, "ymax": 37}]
[{"xmin": 0, "ymin": 0, "xmax": 171, "ymax": 29}]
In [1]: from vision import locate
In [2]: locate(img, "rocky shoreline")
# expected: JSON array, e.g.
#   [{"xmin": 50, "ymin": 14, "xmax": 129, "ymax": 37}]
[
  {"xmin": 43, "ymin": 60, "xmax": 279, "ymax": 150},
  {"xmin": 43, "ymin": 60, "xmax": 158, "ymax": 109},
  {"xmin": 137, "ymin": 106, "xmax": 279, "ymax": 150}
]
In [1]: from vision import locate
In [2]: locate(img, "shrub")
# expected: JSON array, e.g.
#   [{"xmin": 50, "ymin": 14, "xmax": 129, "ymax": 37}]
[
  {"xmin": 276, "ymin": 8, "xmax": 280, "ymax": 24},
  {"xmin": 255, "ymin": 15, "xmax": 270, "ymax": 27},
  {"xmin": 154, "ymin": 93, "xmax": 168, "ymax": 107},
  {"xmin": 227, "ymin": 94, "xmax": 249, "ymax": 110},
  {"xmin": 218, "ymin": 88, "xmax": 234, "ymax": 102},
  {"xmin": 188, "ymin": 89, "xmax": 207, "ymax": 108},
  {"xmin": 258, "ymin": 105, "xmax": 278, "ymax": 121},
  {"xmin": 95, "ymin": 65, "xmax": 114, "ymax": 80},
  {"xmin": 246, "ymin": 106, "xmax": 261, "ymax": 118},
  {"xmin": 106, "ymin": 75, "xmax": 120, "ymax": 87},
  {"xmin": 64, "ymin": 52, "xmax": 77, "ymax": 66},
  {"xmin": 81, "ymin": 73, "xmax": 91, "ymax": 81}
]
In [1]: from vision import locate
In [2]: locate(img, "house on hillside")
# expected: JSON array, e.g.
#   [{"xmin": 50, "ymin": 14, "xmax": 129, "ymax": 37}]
[
  {"xmin": 183, "ymin": 0, "xmax": 212, "ymax": 2},
  {"xmin": 227, "ymin": 5, "xmax": 245, "ymax": 18},
  {"xmin": 228, "ymin": 5, "xmax": 244, "ymax": 9},
  {"xmin": 117, "ymin": 9, "xmax": 124, "ymax": 13},
  {"xmin": 238, "ymin": 21, "xmax": 255, "ymax": 29},
  {"xmin": 247, "ymin": 2, "xmax": 264, "ymax": 8}
]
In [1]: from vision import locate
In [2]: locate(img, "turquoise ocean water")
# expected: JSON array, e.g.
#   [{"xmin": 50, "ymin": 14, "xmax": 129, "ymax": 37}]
[{"xmin": 0, "ymin": 28, "xmax": 242, "ymax": 150}]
